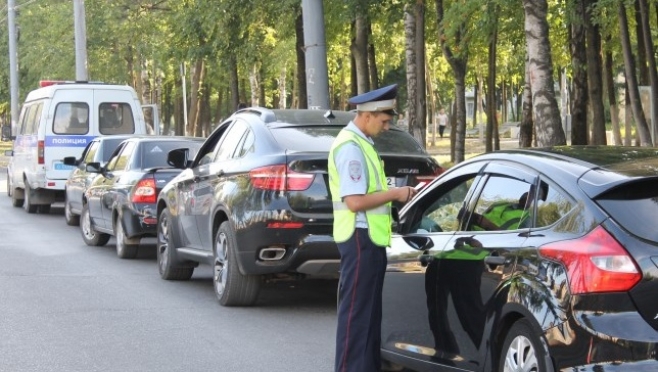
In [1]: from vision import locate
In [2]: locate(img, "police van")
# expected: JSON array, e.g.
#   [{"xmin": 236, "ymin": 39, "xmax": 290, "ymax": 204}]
[{"xmin": 2, "ymin": 81, "xmax": 155, "ymax": 213}]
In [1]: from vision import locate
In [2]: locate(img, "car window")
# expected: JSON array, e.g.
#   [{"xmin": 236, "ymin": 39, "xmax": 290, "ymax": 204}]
[
  {"xmin": 99, "ymin": 103, "xmax": 135, "ymax": 135},
  {"xmin": 196, "ymin": 121, "xmax": 231, "ymax": 166},
  {"xmin": 101, "ymin": 138, "xmax": 129, "ymax": 162},
  {"xmin": 108, "ymin": 141, "xmax": 136, "ymax": 171},
  {"xmin": 53, "ymin": 102, "xmax": 89, "ymax": 135},
  {"xmin": 410, "ymin": 175, "xmax": 477, "ymax": 233},
  {"xmin": 83, "ymin": 141, "xmax": 100, "ymax": 164},
  {"xmin": 19, "ymin": 105, "xmax": 33, "ymax": 135},
  {"xmin": 214, "ymin": 121, "xmax": 248, "ymax": 162},
  {"xmin": 596, "ymin": 179, "xmax": 658, "ymax": 241},
  {"xmin": 141, "ymin": 141, "xmax": 203, "ymax": 169},
  {"xmin": 235, "ymin": 129, "xmax": 255, "ymax": 158},
  {"xmin": 535, "ymin": 180, "xmax": 574, "ymax": 228},
  {"xmin": 469, "ymin": 175, "xmax": 534, "ymax": 231}
]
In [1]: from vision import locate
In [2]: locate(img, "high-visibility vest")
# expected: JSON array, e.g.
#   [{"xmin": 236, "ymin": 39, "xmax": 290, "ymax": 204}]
[
  {"xmin": 476, "ymin": 202, "xmax": 529, "ymax": 231},
  {"xmin": 328, "ymin": 129, "xmax": 392, "ymax": 247}
]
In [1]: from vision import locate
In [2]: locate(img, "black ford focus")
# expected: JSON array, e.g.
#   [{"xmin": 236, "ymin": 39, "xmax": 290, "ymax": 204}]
[{"xmin": 382, "ymin": 146, "xmax": 658, "ymax": 371}]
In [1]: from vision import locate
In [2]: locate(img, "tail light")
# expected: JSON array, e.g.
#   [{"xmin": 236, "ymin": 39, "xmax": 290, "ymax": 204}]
[
  {"xmin": 539, "ymin": 226, "xmax": 641, "ymax": 294},
  {"xmin": 131, "ymin": 177, "xmax": 157, "ymax": 203},
  {"xmin": 249, "ymin": 165, "xmax": 314, "ymax": 191},
  {"xmin": 38, "ymin": 140, "xmax": 44, "ymax": 164},
  {"xmin": 415, "ymin": 167, "xmax": 444, "ymax": 184}
]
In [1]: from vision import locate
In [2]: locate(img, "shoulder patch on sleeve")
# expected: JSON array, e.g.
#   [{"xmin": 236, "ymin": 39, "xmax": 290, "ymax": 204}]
[{"xmin": 349, "ymin": 160, "xmax": 362, "ymax": 182}]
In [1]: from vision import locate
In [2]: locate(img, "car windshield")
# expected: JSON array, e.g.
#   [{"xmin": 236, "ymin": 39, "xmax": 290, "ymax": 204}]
[
  {"xmin": 596, "ymin": 178, "xmax": 658, "ymax": 242},
  {"xmin": 271, "ymin": 126, "xmax": 427, "ymax": 154}
]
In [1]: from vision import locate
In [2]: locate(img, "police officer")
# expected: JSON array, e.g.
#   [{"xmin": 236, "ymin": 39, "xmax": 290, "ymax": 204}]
[{"xmin": 328, "ymin": 84, "xmax": 417, "ymax": 372}]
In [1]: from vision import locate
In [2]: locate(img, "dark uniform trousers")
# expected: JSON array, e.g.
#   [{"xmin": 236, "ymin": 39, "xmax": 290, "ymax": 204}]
[{"xmin": 335, "ymin": 228, "xmax": 387, "ymax": 372}]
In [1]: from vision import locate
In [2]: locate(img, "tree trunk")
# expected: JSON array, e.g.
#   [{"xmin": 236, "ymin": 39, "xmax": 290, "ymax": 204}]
[
  {"xmin": 215, "ymin": 87, "xmax": 223, "ymax": 125},
  {"xmin": 618, "ymin": 2, "xmax": 653, "ymax": 146},
  {"xmin": 295, "ymin": 11, "xmax": 308, "ymax": 109},
  {"xmin": 585, "ymin": 0, "xmax": 606, "ymax": 145},
  {"xmin": 367, "ymin": 22, "xmax": 378, "ymax": 90},
  {"xmin": 569, "ymin": 4, "xmax": 588, "ymax": 145},
  {"xmin": 436, "ymin": 0, "xmax": 468, "ymax": 162},
  {"xmin": 279, "ymin": 67, "xmax": 287, "ymax": 109},
  {"xmin": 520, "ymin": 55, "xmax": 533, "ymax": 147},
  {"xmin": 187, "ymin": 58, "xmax": 203, "ymax": 136},
  {"xmin": 415, "ymin": 1, "xmax": 427, "ymax": 147},
  {"xmin": 604, "ymin": 49, "xmax": 622, "ymax": 145},
  {"xmin": 523, "ymin": 0, "xmax": 566, "ymax": 146},
  {"xmin": 249, "ymin": 64, "xmax": 260, "ymax": 106},
  {"xmin": 229, "ymin": 55, "xmax": 240, "ymax": 113},
  {"xmin": 634, "ymin": 0, "xmax": 649, "ymax": 85},
  {"xmin": 638, "ymin": 0, "xmax": 658, "ymax": 143},
  {"xmin": 404, "ymin": 5, "xmax": 418, "ymax": 139},
  {"xmin": 351, "ymin": 14, "xmax": 370, "ymax": 94},
  {"xmin": 486, "ymin": 14, "xmax": 498, "ymax": 153},
  {"xmin": 163, "ymin": 81, "xmax": 173, "ymax": 136}
]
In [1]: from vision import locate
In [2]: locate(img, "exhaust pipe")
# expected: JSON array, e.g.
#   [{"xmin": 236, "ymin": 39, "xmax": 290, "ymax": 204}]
[{"xmin": 259, "ymin": 247, "xmax": 286, "ymax": 261}]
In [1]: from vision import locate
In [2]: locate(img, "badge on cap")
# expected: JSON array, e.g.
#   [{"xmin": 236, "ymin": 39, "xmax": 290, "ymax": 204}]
[{"xmin": 348, "ymin": 84, "xmax": 398, "ymax": 115}]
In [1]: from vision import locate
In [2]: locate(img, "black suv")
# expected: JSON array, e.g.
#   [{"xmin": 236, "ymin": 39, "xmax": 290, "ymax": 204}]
[{"xmin": 156, "ymin": 108, "xmax": 442, "ymax": 306}]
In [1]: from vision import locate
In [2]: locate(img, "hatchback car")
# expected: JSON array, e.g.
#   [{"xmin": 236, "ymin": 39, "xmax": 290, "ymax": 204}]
[
  {"xmin": 382, "ymin": 146, "xmax": 658, "ymax": 371},
  {"xmin": 63, "ymin": 135, "xmax": 134, "ymax": 226},
  {"xmin": 156, "ymin": 108, "xmax": 443, "ymax": 306},
  {"xmin": 81, "ymin": 136, "xmax": 203, "ymax": 258}
]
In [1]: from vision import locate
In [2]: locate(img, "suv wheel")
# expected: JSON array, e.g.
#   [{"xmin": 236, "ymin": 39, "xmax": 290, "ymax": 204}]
[
  {"xmin": 499, "ymin": 319, "xmax": 553, "ymax": 372},
  {"xmin": 64, "ymin": 195, "xmax": 80, "ymax": 226},
  {"xmin": 213, "ymin": 221, "xmax": 260, "ymax": 307},
  {"xmin": 23, "ymin": 182, "xmax": 37, "ymax": 214},
  {"xmin": 11, "ymin": 184, "xmax": 23, "ymax": 207},
  {"xmin": 157, "ymin": 208, "xmax": 193, "ymax": 280},
  {"xmin": 80, "ymin": 203, "xmax": 110, "ymax": 246},
  {"xmin": 115, "ymin": 217, "xmax": 138, "ymax": 259}
]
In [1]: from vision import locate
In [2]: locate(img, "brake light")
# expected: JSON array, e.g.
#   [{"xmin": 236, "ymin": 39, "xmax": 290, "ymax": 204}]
[
  {"xmin": 267, "ymin": 222, "xmax": 304, "ymax": 229},
  {"xmin": 249, "ymin": 165, "xmax": 314, "ymax": 191},
  {"xmin": 131, "ymin": 177, "xmax": 157, "ymax": 203},
  {"xmin": 539, "ymin": 226, "xmax": 641, "ymax": 294},
  {"xmin": 38, "ymin": 140, "xmax": 44, "ymax": 164},
  {"xmin": 415, "ymin": 167, "xmax": 444, "ymax": 184},
  {"xmin": 39, "ymin": 80, "xmax": 66, "ymax": 87}
]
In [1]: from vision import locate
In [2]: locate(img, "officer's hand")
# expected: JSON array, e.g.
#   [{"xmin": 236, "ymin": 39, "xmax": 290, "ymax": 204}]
[{"xmin": 396, "ymin": 186, "xmax": 417, "ymax": 203}]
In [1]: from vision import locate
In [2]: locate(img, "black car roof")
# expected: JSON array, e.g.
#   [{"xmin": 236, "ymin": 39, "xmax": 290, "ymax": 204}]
[
  {"xmin": 475, "ymin": 146, "xmax": 658, "ymax": 198},
  {"xmin": 234, "ymin": 107, "xmax": 354, "ymax": 126}
]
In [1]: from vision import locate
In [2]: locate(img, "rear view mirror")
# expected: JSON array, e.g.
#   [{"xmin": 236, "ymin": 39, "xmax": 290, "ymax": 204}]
[
  {"xmin": 1, "ymin": 125, "xmax": 13, "ymax": 141},
  {"xmin": 63, "ymin": 156, "xmax": 78, "ymax": 166},
  {"xmin": 167, "ymin": 148, "xmax": 190, "ymax": 169},
  {"xmin": 85, "ymin": 162, "xmax": 102, "ymax": 173}
]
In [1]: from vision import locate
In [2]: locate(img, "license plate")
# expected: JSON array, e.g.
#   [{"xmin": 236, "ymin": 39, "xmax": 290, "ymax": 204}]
[
  {"xmin": 53, "ymin": 162, "xmax": 75, "ymax": 171},
  {"xmin": 386, "ymin": 177, "xmax": 397, "ymax": 188}
]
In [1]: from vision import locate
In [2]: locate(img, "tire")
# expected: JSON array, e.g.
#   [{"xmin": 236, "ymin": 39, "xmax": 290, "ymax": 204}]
[
  {"xmin": 23, "ymin": 182, "xmax": 37, "ymax": 214},
  {"xmin": 499, "ymin": 319, "xmax": 554, "ymax": 372},
  {"xmin": 11, "ymin": 187, "xmax": 23, "ymax": 208},
  {"xmin": 213, "ymin": 221, "xmax": 260, "ymax": 307},
  {"xmin": 64, "ymin": 195, "xmax": 80, "ymax": 226},
  {"xmin": 115, "ymin": 217, "xmax": 138, "ymax": 259},
  {"xmin": 80, "ymin": 203, "xmax": 110, "ymax": 246},
  {"xmin": 6, "ymin": 173, "xmax": 11, "ymax": 197},
  {"xmin": 157, "ymin": 208, "xmax": 193, "ymax": 280}
]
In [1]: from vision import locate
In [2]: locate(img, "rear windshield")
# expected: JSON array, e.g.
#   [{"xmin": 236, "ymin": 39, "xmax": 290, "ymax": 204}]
[
  {"xmin": 271, "ymin": 126, "xmax": 426, "ymax": 154},
  {"xmin": 141, "ymin": 141, "xmax": 202, "ymax": 169},
  {"xmin": 99, "ymin": 103, "xmax": 135, "ymax": 135},
  {"xmin": 596, "ymin": 179, "xmax": 658, "ymax": 242}
]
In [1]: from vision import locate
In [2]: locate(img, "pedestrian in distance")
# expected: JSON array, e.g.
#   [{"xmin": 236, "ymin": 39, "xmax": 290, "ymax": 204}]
[
  {"xmin": 437, "ymin": 108, "xmax": 449, "ymax": 138},
  {"xmin": 328, "ymin": 84, "xmax": 418, "ymax": 372}
]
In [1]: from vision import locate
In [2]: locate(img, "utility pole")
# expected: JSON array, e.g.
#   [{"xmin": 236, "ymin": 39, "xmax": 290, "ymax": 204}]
[
  {"xmin": 73, "ymin": 0, "xmax": 88, "ymax": 81},
  {"xmin": 7, "ymin": 0, "xmax": 19, "ymax": 132},
  {"xmin": 301, "ymin": 0, "xmax": 330, "ymax": 110}
]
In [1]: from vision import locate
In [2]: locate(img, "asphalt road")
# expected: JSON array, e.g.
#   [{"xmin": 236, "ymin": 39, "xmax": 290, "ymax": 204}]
[{"xmin": 0, "ymin": 170, "xmax": 338, "ymax": 372}]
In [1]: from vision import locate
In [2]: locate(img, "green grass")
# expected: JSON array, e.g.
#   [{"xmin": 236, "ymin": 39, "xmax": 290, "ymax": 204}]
[{"xmin": 0, "ymin": 141, "xmax": 12, "ymax": 168}]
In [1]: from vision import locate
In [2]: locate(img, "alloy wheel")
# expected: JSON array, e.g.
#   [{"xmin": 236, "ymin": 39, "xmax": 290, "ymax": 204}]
[
  {"xmin": 213, "ymin": 231, "xmax": 228, "ymax": 297},
  {"xmin": 503, "ymin": 335, "xmax": 539, "ymax": 372}
]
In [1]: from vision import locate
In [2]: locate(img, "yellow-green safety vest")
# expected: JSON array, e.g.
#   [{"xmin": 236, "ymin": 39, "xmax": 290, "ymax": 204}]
[
  {"xmin": 475, "ymin": 202, "xmax": 529, "ymax": 231},
  {"xmin": 328, "ymin": 129, "xmax": 392, "ymax": 247}
]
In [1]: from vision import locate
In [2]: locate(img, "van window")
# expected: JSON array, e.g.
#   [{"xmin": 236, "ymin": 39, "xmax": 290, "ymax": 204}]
[
  {"xmin": 99, "ymin": 103, "xmax": 135, "ymax": 135},
  {"xmin": 53, "ymin": 102, "xmax": 89, "ymax": 135},
  {"xmin": 19, "ymin": 106, "xmax": 32, "ymax": 135}
]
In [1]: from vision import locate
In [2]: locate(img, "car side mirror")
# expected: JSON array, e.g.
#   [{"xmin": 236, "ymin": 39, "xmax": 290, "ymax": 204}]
[
  {"xmin": 63, "ymin": 156, "xmax": 78, "ymax": 166},
  {"xmin": 167, "ymin": 148, "xmax": 190, "ymax": 169},
  {"xmin": 85, "ymin": 162, "xmax": 102, "ymax": 173},
  {"xmin": 1, "ymin": 125, "xmax": 13, "ymax": 141}
]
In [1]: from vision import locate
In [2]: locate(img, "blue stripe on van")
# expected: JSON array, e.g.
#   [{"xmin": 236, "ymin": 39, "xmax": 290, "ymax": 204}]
[{"xmin": 45, "ymin": 135, "xmax": 96, "ymax": 147}]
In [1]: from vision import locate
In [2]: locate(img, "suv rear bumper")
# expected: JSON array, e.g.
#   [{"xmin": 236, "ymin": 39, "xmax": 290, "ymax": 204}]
[{"xmin": 236, "ymin": 226, "xmax": 340, "ymax": 277}]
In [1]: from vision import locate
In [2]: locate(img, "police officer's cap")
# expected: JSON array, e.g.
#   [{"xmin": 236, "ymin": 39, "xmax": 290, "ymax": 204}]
[{"xmin": 348, "ymin": 84, "xmax": 398, "ymax": 116}]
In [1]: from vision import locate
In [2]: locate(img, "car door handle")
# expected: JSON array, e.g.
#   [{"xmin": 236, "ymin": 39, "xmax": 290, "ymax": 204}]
[{"xmin": 484, "ymin": 256, "xmax": 506, "ymax": 266}]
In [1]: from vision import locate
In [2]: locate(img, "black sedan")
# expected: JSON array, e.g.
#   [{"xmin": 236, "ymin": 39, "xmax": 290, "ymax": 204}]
[
  {"xmin": 63, "ymin": 135, "xmax": 134, "ymax": 226},
  {"xmin": 382, "ymin": 146, "xmax": 658, "ymax": 371},
  {"xmin": 81, "ymin": 136, "xmax": 203, "ymax": 259},
  {"xmin": 156, "ymin": 108, "xmax": 443, "ymax": 306}
]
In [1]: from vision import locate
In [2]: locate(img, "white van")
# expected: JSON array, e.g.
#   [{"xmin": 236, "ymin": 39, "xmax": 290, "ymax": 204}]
[{"xmin": 4, "ymin": 81, "xmax": 154, "ymax": 213}]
